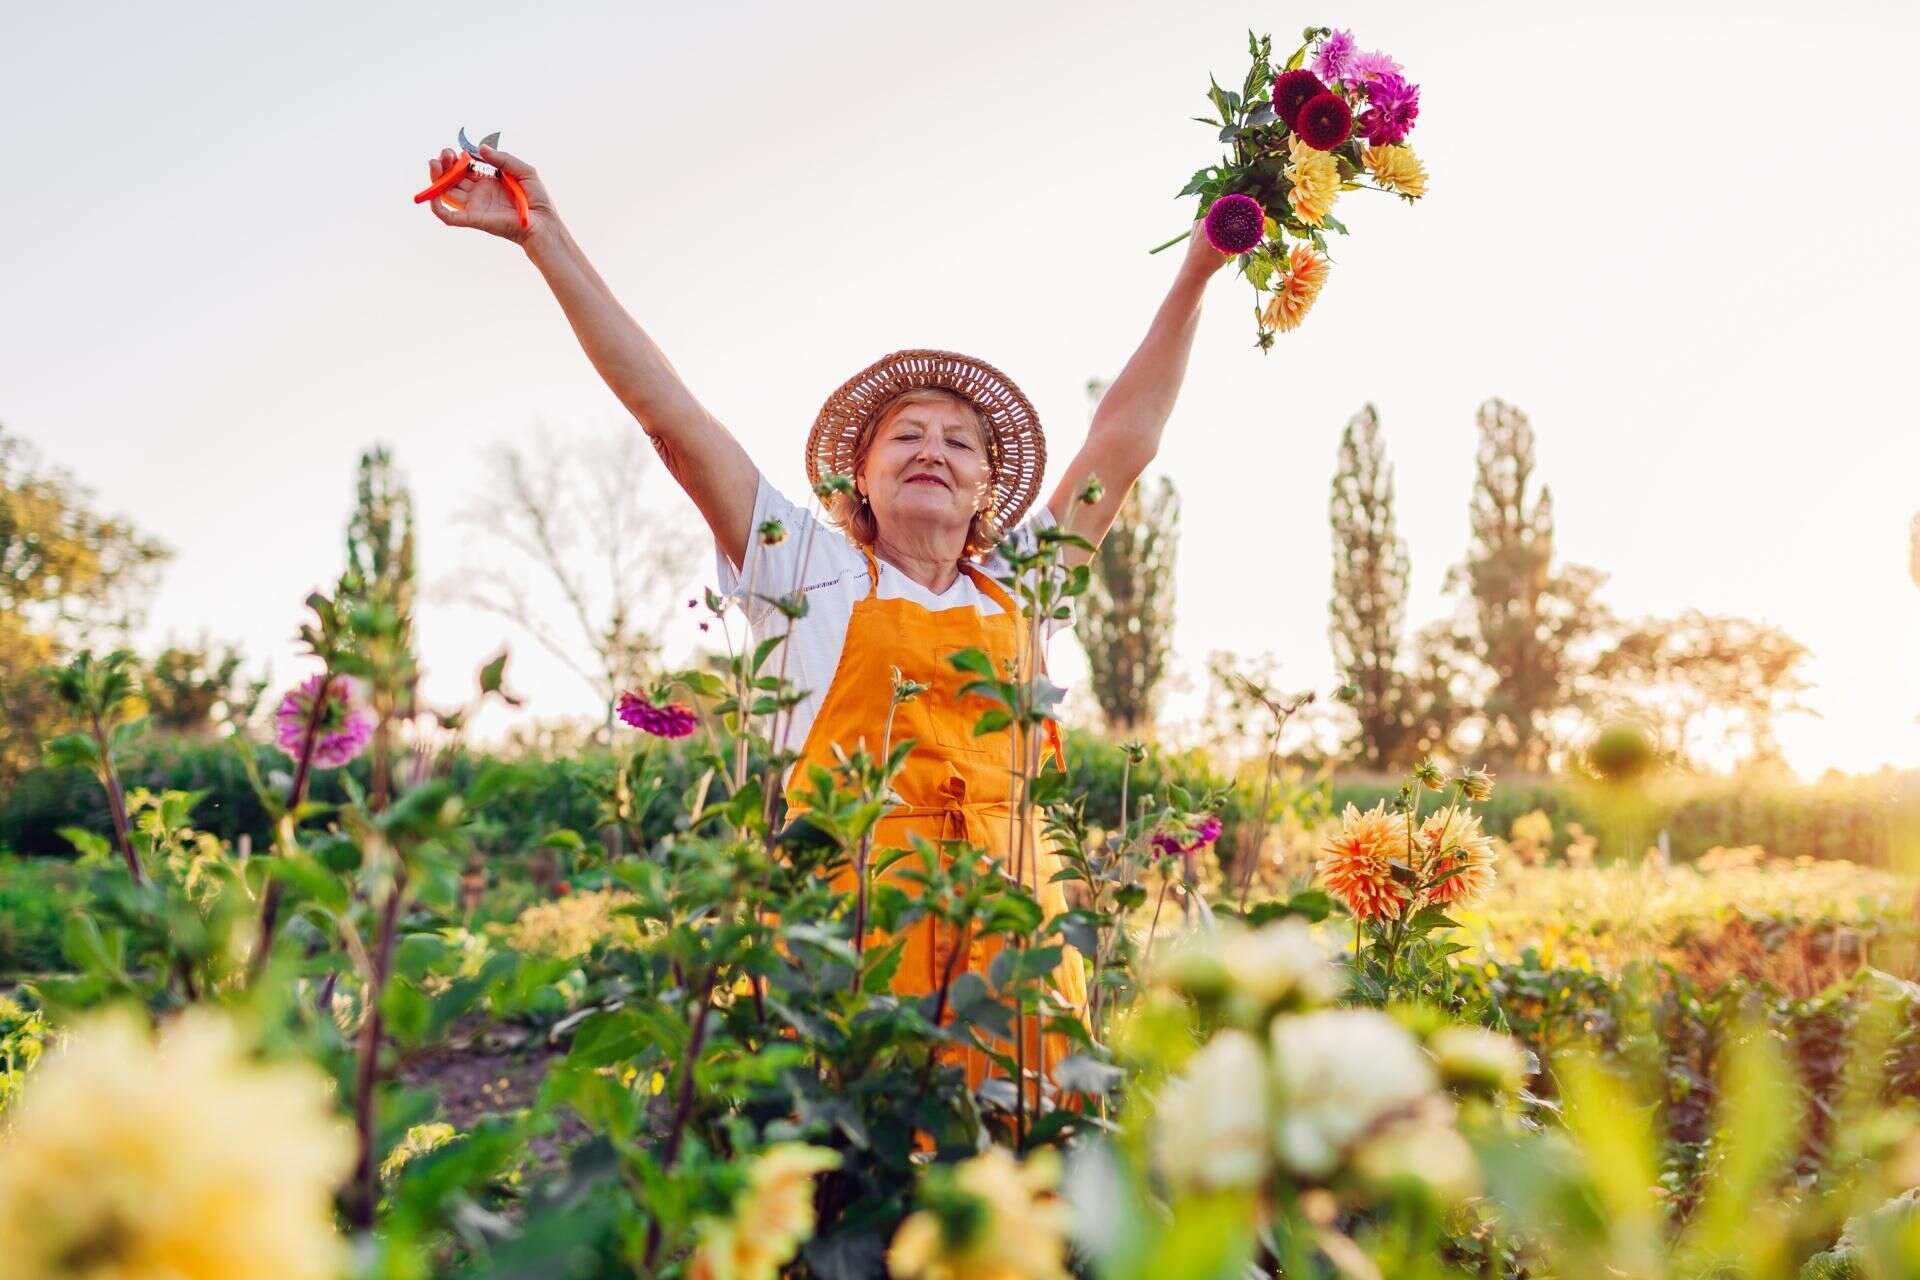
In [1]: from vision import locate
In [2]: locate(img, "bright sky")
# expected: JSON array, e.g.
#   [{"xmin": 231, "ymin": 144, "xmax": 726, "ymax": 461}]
[{"xmin": 6, "ymin": 0, "xmax": 1916, "ymax": 779}]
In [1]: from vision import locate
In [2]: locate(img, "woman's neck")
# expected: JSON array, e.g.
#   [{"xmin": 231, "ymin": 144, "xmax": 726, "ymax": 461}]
[{"xmin": 870, "ymin": 527, "xmax": 968, "ymax": 593}]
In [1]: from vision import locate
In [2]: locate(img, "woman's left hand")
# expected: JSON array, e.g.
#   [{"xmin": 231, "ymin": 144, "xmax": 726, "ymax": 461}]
[{"xmin": 1178, "ymin": 217, "xmax": 1236, "ymax": 282}]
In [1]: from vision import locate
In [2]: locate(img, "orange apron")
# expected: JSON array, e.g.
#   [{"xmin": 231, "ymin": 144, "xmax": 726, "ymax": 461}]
[{"xmin": 782, "ymin": 545, "xmax": 1088, "ymax": 1104}]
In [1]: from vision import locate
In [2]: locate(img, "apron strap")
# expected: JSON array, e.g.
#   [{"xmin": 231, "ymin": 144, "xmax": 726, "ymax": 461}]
[{"xmin": 857, "ymin": 544, "xmax": 882, "ymax": 600}]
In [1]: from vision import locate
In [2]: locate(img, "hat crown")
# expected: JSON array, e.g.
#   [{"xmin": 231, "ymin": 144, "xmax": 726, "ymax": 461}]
[{"xmin": 806, "ymin": 349, "xmax": 1046, "ymax": 536}]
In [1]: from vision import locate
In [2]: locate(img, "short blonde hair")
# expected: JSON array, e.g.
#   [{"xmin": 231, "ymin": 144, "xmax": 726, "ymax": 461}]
[{"xmin": 828, "ymin": 387, "xmax": 1005, "ymax": 558}]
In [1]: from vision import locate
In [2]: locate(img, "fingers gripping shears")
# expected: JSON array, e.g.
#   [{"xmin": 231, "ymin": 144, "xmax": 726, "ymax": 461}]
[{"xmin": 411, "ymin": 127, "xmax": 530, "ymax": 230}]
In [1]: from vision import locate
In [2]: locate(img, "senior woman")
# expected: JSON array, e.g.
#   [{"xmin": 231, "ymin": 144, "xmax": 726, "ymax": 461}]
[{"xmin": 422, "ymin": 142, "xmax": 1232, "ymax": 1095}]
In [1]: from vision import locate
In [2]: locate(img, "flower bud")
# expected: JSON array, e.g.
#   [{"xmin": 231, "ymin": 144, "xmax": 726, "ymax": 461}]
[
  {"xmin": 1412, "ymin": 759, "xmax": 1445, "ymax": 791},
  {"xmin": 1078, "ymin": 476, "xmax": 1106, "ymax": 506},
  {"xmin": 1458, "ymin": 767, "xmax": 1494, "ymax": 803},
  {"xmin": 1587, "ymin": 721, "xmax": 1656, "ymax": 784},
  {"xmin": 814, "ymin": 474, "xmax": 854, "ymax": 501},
  {"xmin": 758, "ymin": 519, "xmax": 787, "ymax": 546},
  {"xmin": 1428, "ymin": 1025, "xmax": 1529, "ymax": 1097}
]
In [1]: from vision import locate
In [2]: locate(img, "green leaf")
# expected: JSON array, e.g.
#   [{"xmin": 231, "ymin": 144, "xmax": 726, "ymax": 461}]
[
  {"xmin": 972, "ymin": 709, "xmax": 1012, "ymax": 737},
  {"xmin": 947, "ymin": 648, "xmax": 995, "ymax": 678}
]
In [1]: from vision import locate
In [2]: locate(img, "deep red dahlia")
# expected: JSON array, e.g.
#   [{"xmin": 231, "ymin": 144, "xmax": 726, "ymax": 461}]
[
  {"xmin": 1294, "ymin": 91, "xmax": 1353, "ymax": 150},
  {"xmin": 1202, "ymin": 194, "xmax": 1266, "ymax": 254},
  {"xmin": 1271, "ymin": 69, "xmax": 1326, "ymax": 129}
]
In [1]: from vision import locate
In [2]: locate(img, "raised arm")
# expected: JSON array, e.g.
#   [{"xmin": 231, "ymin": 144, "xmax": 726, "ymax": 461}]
[
  {"xmin": 423, "ymin": 144, "xmax": 760, "ymax": 568},
  {"xmin": 1044, "ymin": 221, "xmax": 1233, "ymax": 565}
]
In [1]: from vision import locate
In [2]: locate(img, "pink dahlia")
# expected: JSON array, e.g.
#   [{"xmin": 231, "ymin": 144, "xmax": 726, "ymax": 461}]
[
  {"xmin": 1312, "ymin": 30, "xmax": 1358, "ymax": 85},
  {"xmin": 1359, "ymin": 74, "xmax": 1421, "ymax": 146},
  {"xmin": 617, "ymin": 692, "xmax": 699, "ymax": 739},
  {"xmin": 1271, "ymin": 69, "xmax": 1326, "ymax": 129},
  {"xmin": 1202, "ymin": 194, "xmax": 1265, "ymax": 254},
  {"xmin": 1294, "ymin": 92, "xmax": 1353, "ymax": 150},
  {"xmin": 274, "ymin": 673, "xmax": 375, "ymax": 770},
  {"xmin": 1152, "ymin": 814, "xmax": 1224, "ymax": 859},
  {"xmin": 1344, "ymin": 48, "xmax": 1404, "ymax": 87}
]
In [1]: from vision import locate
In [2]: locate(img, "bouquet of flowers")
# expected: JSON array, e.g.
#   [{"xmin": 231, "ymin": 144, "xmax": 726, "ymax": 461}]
[{"xmin": 1155, "ymin": 28, "xmax": 1428, "ymax": 349}]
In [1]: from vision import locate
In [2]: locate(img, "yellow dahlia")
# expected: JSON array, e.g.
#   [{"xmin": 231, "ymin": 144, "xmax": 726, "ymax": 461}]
[
  {"xmin": 1315, "ymin": 802, "xmax": 1410, "ymax": 922},
  {"xmin": 0, "ymin": 1006, "xmax": 354, "ymax": 1280},
  {"xmin": 1284, "ymin": 134, "xmax": 1342, "ymax": 227},
  {"xmin": 1413, "ymin": 809, "xmax": 1497, "ymax": 908},
  {"xmin": 1361, "ymin": 144, "xmax": 1428, "ymax": 199},
  {"xmin": 888, "ymin": 1147, "xmax": 1070, "ymax": 1280},
  {"xmin": 689, "ymin": 1144, "xmax": 841, "ymax": 1280},
  {"xmin": 1261, "ymin": 245, "xmax": 1331, "ymax": 333}
]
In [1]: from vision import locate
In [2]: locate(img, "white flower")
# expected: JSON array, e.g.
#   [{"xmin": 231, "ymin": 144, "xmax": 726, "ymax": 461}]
[
  {"xmin": 1157, "ymin": 919, "xmax": 1344, "ymax": 1025},
  {"xmin": 1220, "ymin": 918, "xmax": 1346, "ymax": 1019},
  {"xmin": 1428, "ymin": 1025, "xmax": 1529, "ymax": 1097},
  {"xmin": 1350, "ymin": 1100, "xmax": 1482, "ymax": 1200},
  {"xmin": 1270, "ymin": 1009, "xmax": 1437, "ymax": 1178},
  {"xmin": 1153, "ymin": 1030, "xmax": 1271, "ymax": 1192}
]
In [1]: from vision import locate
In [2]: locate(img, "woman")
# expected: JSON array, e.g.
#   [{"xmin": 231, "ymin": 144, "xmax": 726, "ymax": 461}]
[{"xmin": 422, "ymin": 142, "xmax": 1232, "ymax": 1096}]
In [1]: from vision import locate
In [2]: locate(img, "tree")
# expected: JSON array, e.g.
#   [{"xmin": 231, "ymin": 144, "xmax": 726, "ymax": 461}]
[
  {"xmin": 1327, "ymin": 404, "xmax": 1412, "ymax": 769},
  {"xmin": 342, "ymin": 446, "xmax": 419, "ymax": 718},
  {"xmin": 141, "ymin": 640, "xmax": 263, "ymax": 736},
  {"xmin": 1444, "ymin": 399, "xmax": 1608, "ymax": 772},
  {"xmin": 0, "ymin": 424, "xmax": 169, "ymax": 781},
  {"xmin": 1077, "ymin": 379, "xmax": 1180, "ymax": 735},
  {"xmin": 1589, "ymin": 611, "xmax": 1812, "ymax": 769},
  {"xmin": 451, "ymin": 426, "xmax": 700, "ymax": 739}
]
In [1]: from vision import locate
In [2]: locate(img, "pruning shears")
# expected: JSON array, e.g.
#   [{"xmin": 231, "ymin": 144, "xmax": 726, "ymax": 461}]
[{"xmin": 411, "ymin": 127, "xmax": 530, "ymax": 230}]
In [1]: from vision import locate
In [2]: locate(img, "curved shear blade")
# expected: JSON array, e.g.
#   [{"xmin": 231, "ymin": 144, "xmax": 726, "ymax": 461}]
[{"xmin": 457, "ymin": 126, "xmax": 485, "ymax": 159}]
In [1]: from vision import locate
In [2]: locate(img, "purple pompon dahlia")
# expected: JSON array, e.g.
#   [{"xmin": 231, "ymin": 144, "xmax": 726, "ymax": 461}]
[
  {"xmin": 1358, "ymin": 73, "xmax": 1421, "ymax": 145},
  {"xmin": 1294, "ymin": 92, "xmax": 1353, "ymax": 150},
  {"xmin": 1271, "ymin": 68, "xmax": 1326, "ymax": 129},
  {"xmin": 1203, "ymin": 194, "xmax": 1266, "ymax": 254},
  {"xmin": 274, "ymin": 673, "xmax": 375, "ymax": 769},
  {"xmin": 617, "ymin": 692, "xmax": 699, "ymax": 739},
  {"xmin": 1312, "ymin": 30, "xmax": 1358, "ymax": 84}
]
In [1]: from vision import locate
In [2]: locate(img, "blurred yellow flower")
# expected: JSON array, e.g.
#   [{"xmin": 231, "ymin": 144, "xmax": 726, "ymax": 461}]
[
  {"xmin": 1261, "ymin": 245, "xmax": 1331, "ymax": 334},
  {"xmin": 888, "ymin": 1147, "xmax": 1070, "ymax": 1280},
  {"xmin": 1284, "ymin": 135, "xmax": 1341, "ymax": 227},
  {"xmin": 0, "ymin": 1006, "xmax": 354, "ymax": 1280},
  {"xmin": 501, "ymin": 889, "xmax": 650, "ymax": 958},
  {"xmin": 1361, "ymin": 144, "xmax": 1428, "ymax": 198},
  {"xmin": 689, "ymin": 1144, "xmax": 840, "ymax": 1280}
]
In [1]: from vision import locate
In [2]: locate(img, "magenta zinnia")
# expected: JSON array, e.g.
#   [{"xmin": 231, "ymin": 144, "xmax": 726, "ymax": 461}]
[
  {"xmin": 1271, "ymin": 69, "xmax": 1327, "ymax": 129},
  {"xmin": 1294, "ymin": 92, "xmax": 1353, "ymax": 150},
  {"xmin": 1359, "ymin": 73, "xmax": 1420, "ymax": 145},
  {"xmin": 1202, "ymin": 194, "xmax": 1266, "ymax": 254},
  {"xmin": 617, "ymin": 692, "xmax": 699, "ymax": 739},
  {"xmin": 274, "ymin": 673, "xmax": 375, "ymax": 770}
]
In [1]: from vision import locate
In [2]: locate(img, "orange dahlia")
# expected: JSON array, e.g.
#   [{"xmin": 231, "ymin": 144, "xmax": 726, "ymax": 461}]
[
  {"xmin": 1261, "ymin": 245, "xmax": 1330, "ymax": 333},
  {"xmin": 1413, "ymin": 809, "xmax": 1497, "ymax": 908},
  {"xmin": 1316, "ymin": 802, "xmax": 1410, "ymax": 922}
]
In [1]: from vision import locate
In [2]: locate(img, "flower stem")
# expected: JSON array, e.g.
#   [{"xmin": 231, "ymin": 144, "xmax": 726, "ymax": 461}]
[
  {"xmin": 88, "ymin": 709, "xmax": 142, "ymax": 887},
  {"xmin": 346, "ymin": 870, "xmax": 408, "ymax": 1230},
  {"xmin": 1149, "ymin": 228, "xmax": 1195, "ymax": 255}
]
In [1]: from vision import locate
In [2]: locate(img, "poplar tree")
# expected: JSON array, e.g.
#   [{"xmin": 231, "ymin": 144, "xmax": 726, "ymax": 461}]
[{"xmin": 1327, "ymin": 404, "xmax": 1411, "ymax": 770}]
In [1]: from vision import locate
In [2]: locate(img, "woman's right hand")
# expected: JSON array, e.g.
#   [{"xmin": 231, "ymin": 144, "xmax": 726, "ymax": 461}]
[{"xmin": 421, "ymin": 143, "xmax": 556, "ymax": 246}]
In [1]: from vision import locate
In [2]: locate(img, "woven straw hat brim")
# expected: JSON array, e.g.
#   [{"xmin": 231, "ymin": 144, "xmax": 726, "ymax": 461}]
[{"xmin": 806, "ymin": 349, "xmax": 1046, "ymax": 535}]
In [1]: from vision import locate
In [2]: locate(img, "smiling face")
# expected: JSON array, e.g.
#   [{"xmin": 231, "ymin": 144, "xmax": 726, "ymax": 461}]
[{"xmin": 855, "ymin": 390, "xmax": 996, "ymax": 551}]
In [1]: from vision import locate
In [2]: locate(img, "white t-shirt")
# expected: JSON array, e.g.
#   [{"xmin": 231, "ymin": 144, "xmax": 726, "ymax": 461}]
[{"xmin": 712, "ymin": 474, "xmax": 1073, "ymax": 756}]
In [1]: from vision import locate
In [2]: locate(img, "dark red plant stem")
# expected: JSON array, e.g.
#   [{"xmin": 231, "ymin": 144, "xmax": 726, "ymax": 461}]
[
  {"xmin": 642, "ymin": 965, "xmax": 723, "ymax": 1269},
  {"xmin": 89, "ymin": 711, "xmax": 142, "ymax": 887},
  {"xmin": 249, "ymin": 673, "xmax": 335, "ymax": 984},
  {"xmin": 346, "ymin": 872, "xmax": 407, "ymax": 1230}
]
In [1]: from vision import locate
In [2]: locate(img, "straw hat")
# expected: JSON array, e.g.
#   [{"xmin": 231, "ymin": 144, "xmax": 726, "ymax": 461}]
[{"xmin": 805, "ymin": 349, "xmax": 1047, "ymax": 535}]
